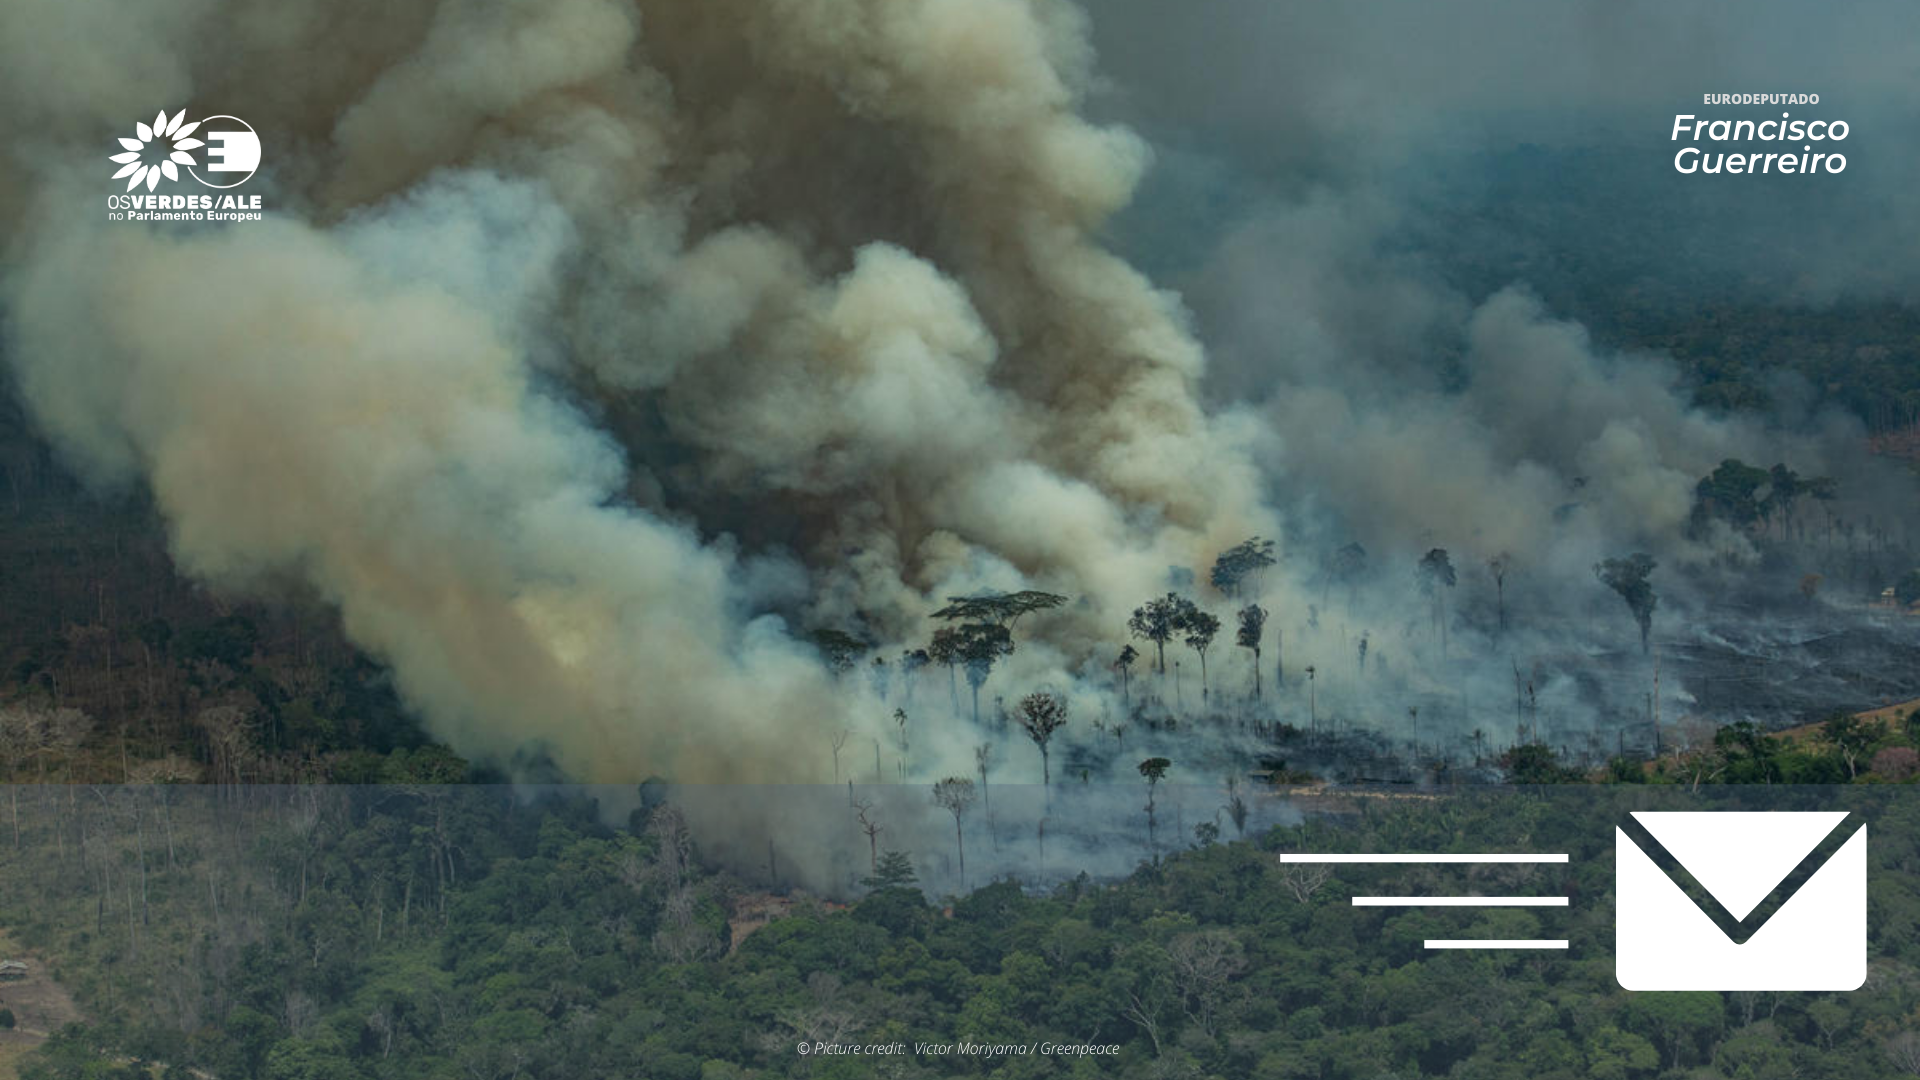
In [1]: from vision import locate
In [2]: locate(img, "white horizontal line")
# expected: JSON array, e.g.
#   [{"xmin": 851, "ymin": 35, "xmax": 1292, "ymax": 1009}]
[
  {"xmin": 1279, "ymin": 853, "xmax": 1568, "ymax": 863},
  {"xmin": 1425, "ymin": 939, "xmax": 1568, "ymax": 950},
  {"xmin": 1354, "ymin": 897, "xmax": 1568, "ymax": 907}
]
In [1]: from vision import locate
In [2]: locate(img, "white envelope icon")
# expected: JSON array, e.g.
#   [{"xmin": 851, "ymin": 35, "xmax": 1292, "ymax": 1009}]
[{"xmin": 1615, "ymin": 811, "xmax": 1866, "ymax": 991}]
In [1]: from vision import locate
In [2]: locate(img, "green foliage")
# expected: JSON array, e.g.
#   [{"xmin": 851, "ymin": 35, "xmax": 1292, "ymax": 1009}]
[
  {"xmin": 955, "ymin": 622, "xmax": 1014, "ymax": 674},
  {"xmin": 810, "ymin": 629, "xmax": 868, "ymax": 676},
  {"xmin": 1500, "ymin": 743, "xmax": 1579, "ymax": 784},
  {"xmin": 1209, "ymin": 537, "xmax": 1276, "ymax": 599},
  {"xmin": 1693, "ymin": 458, "xmax": 1774, "ymax": 529},
  {"xmin": 1235, "ymin": 604, "xmax": 1266, "ymax": 652},
  {"xmin": 1689, "ymin": 458, "xmax": 1839, "ymax": 544},
  {"xmin": 11, "ymin": 784, "xmax": 1920, "ymax": 1080},
  {"xmin": 862, "ymin": 849, "xmax": 919, "ymax": 891},
  {"xmin": 1605, "ymin": 756, "xmax": 1646, "ymax": 783},
  {"xmin": 1017, "ymin": 691, "xmax": 1070, "ymax": 785},
  {"xmin": 926, "ymin": 626, "xmax": 963, "ymax": 670},
  {"xmin": 1627, "ymin": 991, "xmax": 1723, "ymax": 1069},
  {"xmin": 1180, "ymin": 610, "xmax": 1220, "ymax": 655},
  {"xmin": 1584, "ymin": 1025, "xmax": 1659, "ymax": 1079},
  {"xmin": 932, "ymin": 591, "xmax": 1069, "ymax": 628},
  {"xmin": 954, "ymin": 622, "xmax": 1015, "ymax": 721},
  {"xmin": 1128, "ymin": 593, "xmax": 1196, "ymax": 673},
  {"xmin": 1594, "ymin": 553, "xmax": 1658, "ymax": 652},
  {"xmin": 262, "ymin": 1036, "xmax": 357, "ymax": 1080},
  {"xmin": 181, "ymin": 613, "xmax": 260, "ymax": 667},
  {"xmin": 379, "ymin": 742, "xmax": 470, "ymax": 784}
]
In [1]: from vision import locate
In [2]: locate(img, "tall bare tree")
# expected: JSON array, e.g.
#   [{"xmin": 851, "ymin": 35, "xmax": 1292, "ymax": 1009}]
[
  {"xmin": 1277, "ymin": 860, "xmax": 1332, "ymax": 903},
  {"xmin": 1017, "ymin": 691, "xmax": 1069, "ymax": 788},
  {"xmin": 1222, "ymin": 775, "xmax": 1249, "ymax": 837},
  {"xmin": 196, "ymin": 706, "xmax": 254, "ymax": 794},
  {"xmin": 1417, "ymin": 548, "xmax": 1456, "ymax": 653},
  {"xmin": 1113, "ymin": 644, "xmax": 1139, "ymax": 708},
  {"xmin": 932, "ymin": 777, "xmax": 977, "ymax": 886},
  {"xmin": 926, "ymin": 628, "xmax": 963, "ymax": 713},
  {"xmin": 852, "ymin": 800, "xmax": 882, "ymax": 875},
  {"xmin": 1166, "ymin": 930, "xmax": 1246, "ymax": 1038},
  {"xmin": 956, "ymin": 624, "xmax": 1013, "ymax": 725},
  {"xmin": 1138, "ymin": 757, "xmax": 1171, "ymax": 850},
  {"xmin": 898, "ymin": 648, "xmax": 929, "ymax": 706},
  {"xmin": 0, "ymin": 706, "xmax": 44, "ymax": 846},
  {"xmin": 1487, "ymin": 551, "xmax": 1512, "ymax": 632},
  {"xmin": 928, "ymin": 591, "xmax": 1064, "ymax": 722},
  {"xmin": 1181, "ymin": 610, "xmax": 1221, "ymax": 702},
  {"xmin": 1235, "ymin": 605, "xmax": 1267, "ymax": 699},
  {"xmin": 973, "ymin": 743, "xmax": 993, "ymax": 818}
]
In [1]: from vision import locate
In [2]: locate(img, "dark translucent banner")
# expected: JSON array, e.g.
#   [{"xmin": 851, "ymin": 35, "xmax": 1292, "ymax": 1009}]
[{"xmin": 0, "ymin": 784, "xmax": 1913, "ymax": 1078}]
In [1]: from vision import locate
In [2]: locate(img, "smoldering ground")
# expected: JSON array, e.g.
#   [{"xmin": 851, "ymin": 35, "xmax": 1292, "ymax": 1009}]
[
  {"xmin": 1077, "ymin": 0, "xmax": 1920, "ymax": 769},
  {"xmin": 654, "ymin": 780, "xmax": 1304, "ymax": 898},
  {"xmin": 2, "ymin": 0, "xmax": 1918, "ymax": 891}
]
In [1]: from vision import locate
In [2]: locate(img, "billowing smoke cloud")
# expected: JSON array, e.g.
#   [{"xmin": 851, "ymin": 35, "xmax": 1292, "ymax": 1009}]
[
  {"xmin": 3, "ymin": 0, "xmax": 1918, "ymax": 899},
  {"xmin": 1081, "ymin": 0, "xmax": 1920, "ymax": 591},
  {"xmin": 11, "ymin": 0, "xmax": 1920, "ymax": 891},
  {"xmin": 1061, "ymin": 0, "xmax": 1920, "ymax": 791},
  {"xmin": 0, "ymin": 0, "xmax": 1274, "ymax": 785},
  {"xmin": 7, "ymin": 189, "xmax": 846, "ymax": 783},
  {"xmin": 1196, "ymin": 203, "xmax": 1836, "ymax": 579}
]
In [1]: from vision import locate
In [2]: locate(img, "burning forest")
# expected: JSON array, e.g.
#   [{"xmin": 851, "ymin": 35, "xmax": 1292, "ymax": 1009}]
[{"xmin": 0, "ymin": 0, "xmax": 1917, "ymax": 895}]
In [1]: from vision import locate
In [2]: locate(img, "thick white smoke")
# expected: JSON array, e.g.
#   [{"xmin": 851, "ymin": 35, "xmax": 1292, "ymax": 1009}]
[
  {"xmin": 3, "ymin": 0, "xmax": 1912, "ymax": 816},
  {"xmin": 0, "ymin": 0, "xmax": 1274, "ymax": 784},
  {"xmin": 8, "ymin": 0, "xmax": 1920, "ymax": 896}
]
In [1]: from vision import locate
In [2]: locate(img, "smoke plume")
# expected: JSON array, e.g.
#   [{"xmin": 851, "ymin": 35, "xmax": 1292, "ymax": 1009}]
[
  {"xmin": 3, "ymin": 0, "xmax": 1917, "ymax": 843},
  {"xmin": 1, "ymin": 0, "xmax": 1272, "ymax": 784}
]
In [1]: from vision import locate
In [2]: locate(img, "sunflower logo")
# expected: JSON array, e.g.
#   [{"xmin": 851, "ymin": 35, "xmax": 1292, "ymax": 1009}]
[{"xmin": 109, "ymin": 109, "xmax": 205, "ymax": 192}]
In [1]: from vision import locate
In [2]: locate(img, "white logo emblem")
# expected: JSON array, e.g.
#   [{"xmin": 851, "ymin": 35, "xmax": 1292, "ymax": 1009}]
[
  {"xmin": 109, "ymin": 109, "xmax": 260, "ymax": 191},
  {"xmin": 1615, "ymin": 811, "xmax": 1866, "ymax": 991}
]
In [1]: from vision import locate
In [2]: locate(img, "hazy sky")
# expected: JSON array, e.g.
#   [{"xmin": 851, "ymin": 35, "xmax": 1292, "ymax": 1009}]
[{"xmin": 1081, "ymin": 0, "xmax": 1920, "ymax": 304}]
